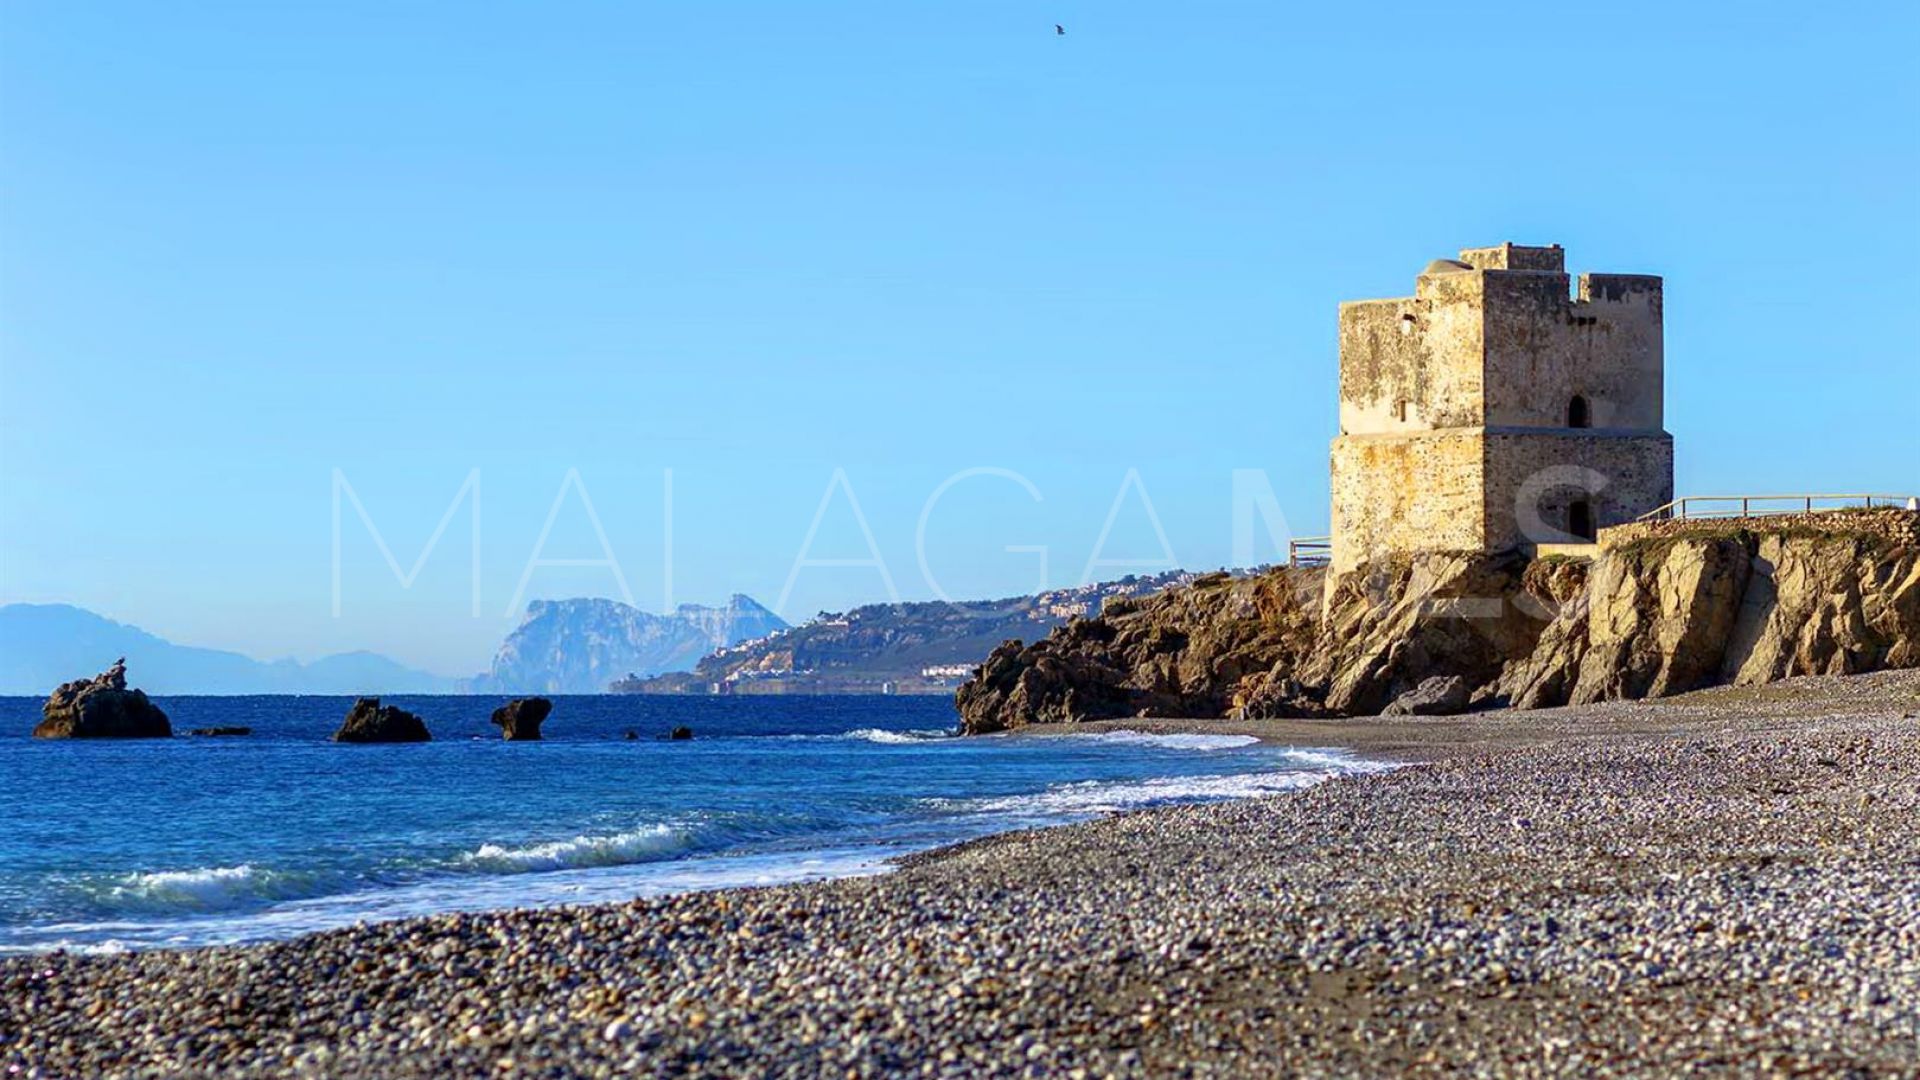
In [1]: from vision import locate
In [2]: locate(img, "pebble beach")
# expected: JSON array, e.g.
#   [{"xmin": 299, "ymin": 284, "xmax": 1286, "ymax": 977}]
[{"xmin": 6, "ymin": 670, "xmax": 1920, "ymax": 1078}]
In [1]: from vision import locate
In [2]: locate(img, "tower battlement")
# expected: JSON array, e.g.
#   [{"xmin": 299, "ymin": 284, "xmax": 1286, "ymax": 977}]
[
  {"xmin": 1456, "ymin": 242, "xmax": 1565, "ymax": 272},
  {"xmin": 1329, "ymin": 244, "xmax": 1674, "ymax": 574}
]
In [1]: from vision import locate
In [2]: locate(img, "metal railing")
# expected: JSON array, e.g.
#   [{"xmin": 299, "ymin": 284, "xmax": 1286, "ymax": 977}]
[
  {"xmin": 1637, "ymin": 493, "xmax": 1916, "ymax": 522},
  {"xmin": 1288, "ymin": 536, "xmax": 1332, "ymax": 567}
]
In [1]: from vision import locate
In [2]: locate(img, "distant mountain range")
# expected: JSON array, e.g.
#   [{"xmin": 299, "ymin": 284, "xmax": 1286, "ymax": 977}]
[
  {"xmin": 0, "ymin": 604, "xmax": 459, "ymax": 695},
  {"xmin": 473, "ymin": 595, "xmax": 789, "ymax": 694},
  {"xmin": 3, "ymin": 578, "xmax": 1201, "ymax": 698},
  {"xmin": 618, "ymin": 571, "xmax": 1205, "ymax": 695}
]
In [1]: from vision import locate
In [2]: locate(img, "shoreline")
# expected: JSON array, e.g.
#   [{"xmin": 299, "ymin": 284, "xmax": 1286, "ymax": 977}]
[
  {"xmin": 1021, "ymin": 667, "xmax": 1920, "ymax": 761},
  {"xmin": 6, "ymin": 669, "xmax": 1919, "ymax": 1076}
]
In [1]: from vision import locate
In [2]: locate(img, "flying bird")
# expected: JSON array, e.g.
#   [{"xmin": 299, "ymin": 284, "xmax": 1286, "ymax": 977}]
[{"xmin": 1055, "ymin": 24, "xmax": 1065, "ymax": 35}]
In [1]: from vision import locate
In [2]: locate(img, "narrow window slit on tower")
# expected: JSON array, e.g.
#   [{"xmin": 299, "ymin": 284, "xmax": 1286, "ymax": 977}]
[{"xmin": 1569, "ymin": 500, "xmax": 1594, "ymax": 541}]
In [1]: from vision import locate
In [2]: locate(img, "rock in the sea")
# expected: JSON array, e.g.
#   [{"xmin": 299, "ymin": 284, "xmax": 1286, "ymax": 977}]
[
  {"xmin": 669, "ymin": 725, "xmax": 694, "ymax": 741},
  {"xmin": 332, "ymin": 698, "xmax": 431, "ymax": 743},
  {"xmin": 1381, "ymin": 675, "xmax": 1472, "ymax": 716},
  {"xmin": 34, "ymin": 658, "xmax": 171, "ymax": 739},
  {"xmin": 188, "ymin": 726, "xmax": 252, "ymax": 737},
  {"xmin": 623, "ymin": 729, "xmax": 639, "ymax": 741},
  {"xmin": 490, "ymin": 697, "xmax": 552, "ymax": 741}
]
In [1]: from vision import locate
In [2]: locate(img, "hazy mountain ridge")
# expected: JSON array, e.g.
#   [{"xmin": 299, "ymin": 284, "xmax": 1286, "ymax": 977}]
[
  {"xmin": 0, "ymin": 604, "xmax": 458, "ymax": 695},
  {"xmin": 476, "ymin": 595, "xmax": 788, "ymax": 694},
  {"xmin": 619, "ymin": 571, "xmax": 1207, "ymax": 694}
]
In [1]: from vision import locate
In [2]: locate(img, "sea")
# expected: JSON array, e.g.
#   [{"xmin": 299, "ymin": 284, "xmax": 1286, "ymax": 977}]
[{"xmin": 0, "ymin": 694, "xmax": 1385, "ymax": 953}]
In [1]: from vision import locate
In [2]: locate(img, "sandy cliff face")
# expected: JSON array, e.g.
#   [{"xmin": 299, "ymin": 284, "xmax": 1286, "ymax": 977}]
[{"xmin": 955, "ymin": 511, "xmax": 1920, "ymax": 735}]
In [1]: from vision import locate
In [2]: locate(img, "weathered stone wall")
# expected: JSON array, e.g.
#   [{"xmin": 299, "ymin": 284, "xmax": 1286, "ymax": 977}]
[
  {"xmin": 1337, "ymin": 269, "xmax": 1485, "ymax": 436},
  {"xmin": 1458, "ymin": 243, "xmax": 1565, "ymax": 272},
  {"xmin": 1332, "ymin": 429, "xmax": 1672, "ymax": 570},
  {"xmin": 1481, "ymin": 271, "xmax": 1663, "ymax": 431},
  {"xmin": 1330, "ymin": 431, "xmax": 1484, "ymax": 574},
  {"xmin": 1480, "ymin": 431, "xmax": 1674, "ymax": 552}
]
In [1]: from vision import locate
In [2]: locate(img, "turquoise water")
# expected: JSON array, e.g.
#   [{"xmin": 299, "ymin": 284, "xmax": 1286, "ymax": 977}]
[{"xmin": 0, "ymin": 695, "xmax": 1380, "ymax": 952}]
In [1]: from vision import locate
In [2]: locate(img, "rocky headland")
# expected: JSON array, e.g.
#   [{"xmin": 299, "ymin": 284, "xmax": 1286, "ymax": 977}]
[{"xmin": 958, "ymin": 510, "xmax": 1919, "ymax": 734}]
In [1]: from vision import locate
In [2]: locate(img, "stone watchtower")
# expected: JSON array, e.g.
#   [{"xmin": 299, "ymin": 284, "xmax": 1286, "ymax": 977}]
[{"xmin": 1329, "ymin": 243, "xmax": 1673, "ymax": 574}]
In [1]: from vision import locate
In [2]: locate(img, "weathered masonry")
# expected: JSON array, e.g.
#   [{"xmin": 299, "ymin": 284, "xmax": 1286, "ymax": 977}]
[{"xmin": 1329, "ymin": 243, "xmax": 1673, "ymax": 574}]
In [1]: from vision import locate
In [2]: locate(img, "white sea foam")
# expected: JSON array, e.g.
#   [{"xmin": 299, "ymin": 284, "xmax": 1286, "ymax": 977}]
[
  {"xmin": 953, "ymin": 769, "xmax": 1331, "ymax": 816},
  {"xmin": 458, "ymin": 824, "xmax": 695, "ymax": 873},
  {"xmin": 0, "ymin": 937, "xmax": 131, "ymax": 957},
  {"xmin": 1276, "ymin": 747, "xmax": 1400, "ymax": 773},
  {"xmin": 929, "ymin": 746, "xmax": 1395, "ymax": 819},
  {"xmin": 8, "ymin": 847, "xmax": 902, "ymax": 953},
  {"xmin": 101, "ymin": 865, "xmax": 310, "ymax": 913},
  {"xmin": 842, "ymin": 727, "xmax": 954, "ymax": 744},
  {"xmin": 1074, "ymin": 730, "xmax": 1262, "ymax": 751},
  {"xmin": 774, "ymin": 728, "xmax": 955, "ymax": 744}
]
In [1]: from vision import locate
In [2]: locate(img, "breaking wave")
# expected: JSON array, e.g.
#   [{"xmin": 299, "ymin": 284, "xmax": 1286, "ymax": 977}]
[
  {"xmin": 772, "ymin": 728, "xmax": 956, "ymax": 744},
  {"xmin": 456, "ymin": 824, "xmax": 697, "ymax": 874},
  {"xmin": 839, "ymin": 727, "xmax": 954, "ymax": 744},
  {"xmin": 96, "ymin": 865, "xmax": 321, "ymax": 914},
  {"xmin": 1071, "ymin": 730, "xmax": 1262, "ymax": 751},
  {"xmin": 946, "ymin": 769, "xmax": 1333, "ymax": 816}
]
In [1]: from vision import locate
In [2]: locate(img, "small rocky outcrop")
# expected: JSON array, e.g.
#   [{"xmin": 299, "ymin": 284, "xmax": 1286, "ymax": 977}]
[
  {"xmin": 189, "ymin": 726, "xmax": 252, "ymax": 737},
  {"xmin": 669, "ymin": 725, "xmax": 694, "ymax": 741},
  {"xmin": 332, "ymin": 698, "xmax": 431, "ymax": 743},
  {"xmin": 490, "ymin": 697, "xmax": 552, "ymax": 741},
  {"xmin": 34, "ymin": 659, "xmax": 171, "ymax": 739},
  {"xmin": 957, "ymin": 569, "xmax": 1325, "ymax": 734},
  {"xmin": 1381, "ymin": 676, "xmax": 1472, "ymax": 716}
]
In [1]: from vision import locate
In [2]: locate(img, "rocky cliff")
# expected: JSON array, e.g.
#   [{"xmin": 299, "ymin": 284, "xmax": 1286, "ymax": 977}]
[
  {"xmin": 955, "ymin": 510, "xmax": 1920, "ymax": 734},
  {"xmin": 1498, "ymin": 512, "xmax": 1920, "ymax": 708}
]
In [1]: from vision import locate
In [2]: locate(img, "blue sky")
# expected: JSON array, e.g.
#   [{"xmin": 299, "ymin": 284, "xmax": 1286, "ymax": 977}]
[{"xmin": 2, "ymin": 1, "xmax": 1915, "ymax": 674}]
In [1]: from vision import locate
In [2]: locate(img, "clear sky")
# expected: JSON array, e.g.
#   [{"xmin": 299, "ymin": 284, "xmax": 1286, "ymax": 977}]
[{"xmin": 2, "ymin": 1, "xmax": 1916, "ymax": 675}]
